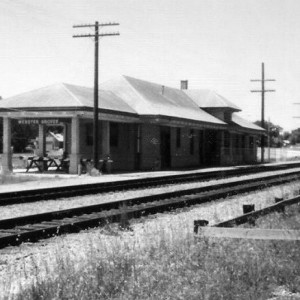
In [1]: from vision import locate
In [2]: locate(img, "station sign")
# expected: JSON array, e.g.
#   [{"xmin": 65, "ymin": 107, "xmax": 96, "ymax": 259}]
[{"xmin": 17, "ymin": 118, "xmax": 70, "ymax": 125}]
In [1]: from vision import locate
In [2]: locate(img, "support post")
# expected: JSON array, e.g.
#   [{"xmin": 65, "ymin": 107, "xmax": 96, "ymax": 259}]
[
  {"xmin": 36, "ymin": 124, "xmax": 46, "ymax": 157},
  {"xmin": 194, "ymin": 220, "xmax": 209, "ymax": 234},
  {"xmin": 69, "ymin": 116, "xmax": 80, "ymax": 174},
  {"xmin": 2, "ymin": 117, "xmax": 12, "ymax": 173},
  {"xmin": 101, "ymin": 121, "xmax": 110, "ymax": 157},
  {"xmin": 62, "ymin": 124, "xmax": 67, "ymax": 152}
]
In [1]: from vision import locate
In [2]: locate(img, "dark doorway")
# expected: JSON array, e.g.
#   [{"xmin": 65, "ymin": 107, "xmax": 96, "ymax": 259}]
[
  {"xmin": 204, "ymin": 130, "xmax": 220, "ymax": 165},
  {"xmin": 198, "ymin": 130, "xmax": 204, "ymax": 165},
  {"xmin": 160, "ymin": 126, "xmax": 171, "ymax": 169},
  {"xmin": 134, "ymin": 124, "xmax": 141, "ymax": 170}
]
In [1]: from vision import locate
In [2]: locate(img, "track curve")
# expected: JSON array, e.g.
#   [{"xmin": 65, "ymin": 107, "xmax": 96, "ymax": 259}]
[{"xmin": 0, "ymin": 168, "xmax": 299, "ymax": 249}]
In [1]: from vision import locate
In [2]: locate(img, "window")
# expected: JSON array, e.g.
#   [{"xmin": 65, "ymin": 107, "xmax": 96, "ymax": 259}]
[
  {"xmin": 176, "ymin": 128, "xmax": 181, "ymax": 148},
  {"xmin": 86, "ymin": 123, "xmax": 93, "ymax": 146},
  {"xmin": 110, "ymin": 122, "xmax": 119, "ymax": 147},
  {"xmin": 190, "ymin": 129, "xmax": 194, "ymax": 155}
]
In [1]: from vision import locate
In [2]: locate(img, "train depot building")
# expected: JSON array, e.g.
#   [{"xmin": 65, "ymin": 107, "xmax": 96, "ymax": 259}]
[{"xmin": 0, "ymin": 76, "xmax": 264, "ymax": 174}]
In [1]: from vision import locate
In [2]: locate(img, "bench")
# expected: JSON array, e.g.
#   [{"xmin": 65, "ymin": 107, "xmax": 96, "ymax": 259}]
[{"xmin": 26, "ymin": 156, "xmax": 69, "ymax": 172}]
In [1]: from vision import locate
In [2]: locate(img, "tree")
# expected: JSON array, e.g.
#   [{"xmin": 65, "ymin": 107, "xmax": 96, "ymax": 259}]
[
  {"xmin": 11, "ymin": 121, "xmax": 38, "ymax": 153},
  {"xmin": 289, "ymin": 128, "xmax": 300, "ymax": 145},
  {"xmin": 283, "ymin": 131, "xmax": 291, "ymax": 141},
  {"xmin": 254, "ymin": 120, "xmax": 283, "ymax": 147}
]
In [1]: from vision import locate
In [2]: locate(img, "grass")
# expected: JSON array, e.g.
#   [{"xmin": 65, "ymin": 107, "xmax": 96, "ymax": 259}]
[
  {"xmin": 5, "ymin": 229, "xmax": 300, "ymax": 299},
  {"xmin": 1, "ymin": 181, "xmax": 300, "ymax": 299},
  {"xmin": 4, "ymin": 208, "xmax": 300, "ymax": 299}
]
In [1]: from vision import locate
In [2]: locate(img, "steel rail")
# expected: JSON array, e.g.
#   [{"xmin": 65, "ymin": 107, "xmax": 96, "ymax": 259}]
[
  {"xmin": 1, "ymin": 162, "xmax": 300, "ymax": 206},
  {"xmin": 213, "ymin": 194, "xmax": 300, "ymax": 228},
  {"xmin": 0, "ymin": 171, "xmax": 299, "ymax": 249}
]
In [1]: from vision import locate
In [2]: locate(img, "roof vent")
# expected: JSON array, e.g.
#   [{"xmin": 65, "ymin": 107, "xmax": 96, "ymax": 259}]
[
  {"xmin": 161, "ymin": 85, "xmax": 165, "ymax": 95},
  {"xmin": 180, "ymin": 80, "xmax": 188, "ymax": 90}
]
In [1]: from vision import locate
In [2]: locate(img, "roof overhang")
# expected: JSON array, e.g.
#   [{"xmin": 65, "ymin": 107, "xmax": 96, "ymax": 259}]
[
  {"xmin": 141, "ymin": 115, "xmax": 227, "ymax": 130},
  {"xmin": 227, "ymin": 124, "xmax": 265, "ymax": 135},
  {"xmin": 0, "ymin": 107, "xmax": 140, "ymax": 123},
  {"xmin": 203, "ymin": 107, "xmax": 241, "ymax": 113}
]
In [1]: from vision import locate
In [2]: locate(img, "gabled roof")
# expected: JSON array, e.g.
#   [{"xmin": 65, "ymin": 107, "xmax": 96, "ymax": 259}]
[
  {"xmin": 183, "ymin": 89, "xmax": 241, "ymax": 112},
  {"xmin": 0, "ymin": 83, "xmax": 137, "ymax": 115},
  {"xmin": 0, "ymin": 77, "xmax": 263, "ymax": 132},
  {"xmin": 100, "ymin": 76, "xmax": 226, "ymax": 125},
  {"xmin": 231, "ymin": 113, "xmax": 265, "ymax": 132}
]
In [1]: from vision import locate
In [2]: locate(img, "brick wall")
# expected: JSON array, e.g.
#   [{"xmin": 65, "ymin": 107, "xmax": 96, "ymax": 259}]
[
  {"xmin": 78, "ymin": 120, "xmax": 136, "ymax": 171},
  {"xmin": 140, "ymin": 124, "xmax": 161, "ymax": 170},
  {"xmin": 170, "ymin": 127, "xmax": 199, "ymax": 168},
  {"xmin": 110, "ymin": 123, "xmax": 136, "ymax": 171}
]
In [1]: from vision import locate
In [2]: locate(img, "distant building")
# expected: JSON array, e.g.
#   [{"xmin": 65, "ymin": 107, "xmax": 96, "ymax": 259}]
[
  {"xmin": 0, "ymin": 76, "xmax": 264, "ymax": 173},
  {"xmin": 46, "ymin": 131, "xmax": 64, "ymax": 151}
]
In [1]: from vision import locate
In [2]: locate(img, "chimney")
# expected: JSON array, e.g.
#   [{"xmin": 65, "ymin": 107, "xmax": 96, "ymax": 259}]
[
  {"xmin": 161, "ymin": 85, "xmax": 165, "ymax": 95},
  {"xmin": 180, "ymin": 80, "xmax": 188, "ymax": 90}
]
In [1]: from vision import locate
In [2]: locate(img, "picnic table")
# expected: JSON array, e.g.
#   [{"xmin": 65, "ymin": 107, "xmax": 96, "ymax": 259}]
[{"xmin": 26, "ymin": 156, "xmax": 69, "ymax": 172}]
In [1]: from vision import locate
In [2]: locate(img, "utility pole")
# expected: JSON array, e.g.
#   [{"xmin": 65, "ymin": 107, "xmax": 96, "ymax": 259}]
[
  {"xmin": 250, "ymin": 63, "xmax": 275, "ymax": 163},
  {"xmin": 293, "ymin": 103, "xmax": 300, "ymax": 121},
  {"xmin": 73, "ymin": 22, "xmax": 119, "ymax": 169}
]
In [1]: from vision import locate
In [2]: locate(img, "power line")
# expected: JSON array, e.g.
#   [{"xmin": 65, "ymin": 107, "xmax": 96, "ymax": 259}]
[
  {"xmin": 73, "ymin": 21, "xmax": 119, "ymax": 169},
  {"xmin": 250, "ymin": 62, "xmax": 275, "ymax": 163},
  {"xmin": 293, "ymin": 103, "xmax": 300, "ymax": 120}
]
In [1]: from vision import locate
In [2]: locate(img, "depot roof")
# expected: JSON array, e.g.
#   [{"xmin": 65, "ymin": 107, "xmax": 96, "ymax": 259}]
[
  {"xmin": 231, "ymin": 114, "xmax": 264, "ymax": 131},
  {"xmin": 0, "ymin": 76, "xmax": 263, "ymax": 132},
  {"xmin": 100, "ymin": 76, "xmax": 226, "ymax": 126},
  {"xmin": 0, "ymin": 83, "xmax": 137, "ymax": 115},
  {"xmin": 183, "ymin": 89, "xmax": 241, "ymax": 111}
]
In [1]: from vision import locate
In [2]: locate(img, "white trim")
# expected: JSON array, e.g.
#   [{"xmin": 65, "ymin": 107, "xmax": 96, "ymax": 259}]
[{"xmin": 196, "ymin": 227, "xmax": 300, "ymax": 241}]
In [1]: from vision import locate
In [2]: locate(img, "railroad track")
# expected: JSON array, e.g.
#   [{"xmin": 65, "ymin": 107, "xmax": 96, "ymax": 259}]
[
  {"xmin": 1, "ymin": 162, "xmax": 300, "ymax": 206},
  {"xmin": 212, "ymin": 193, "xmax": 300, "ymax": 228},
  {"xmin": 0, "ymin": 169, "xmax": 299, "ymax": 249}
]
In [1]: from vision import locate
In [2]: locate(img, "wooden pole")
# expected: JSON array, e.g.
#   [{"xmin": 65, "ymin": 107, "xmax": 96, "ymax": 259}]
[{"xmin": 93, "ymin": 21, "xmax": 99, "ymax": 168}]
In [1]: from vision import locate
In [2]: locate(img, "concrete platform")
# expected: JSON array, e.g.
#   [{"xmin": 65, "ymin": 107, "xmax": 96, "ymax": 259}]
[{"xmin": 0, "ymin": 160, "xmax": 299, "ymax": 194}]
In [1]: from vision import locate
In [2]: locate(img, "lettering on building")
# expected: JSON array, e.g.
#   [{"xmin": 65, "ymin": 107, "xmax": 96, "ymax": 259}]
[{"xmin": 17, "ymin": 119, "xmax": 67, "ymax": 125}]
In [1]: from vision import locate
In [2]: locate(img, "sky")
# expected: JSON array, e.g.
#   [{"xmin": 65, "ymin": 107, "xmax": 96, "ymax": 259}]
[{"xmin": 0, "ymin": 0, "xmax": 300, "ymax": 131}]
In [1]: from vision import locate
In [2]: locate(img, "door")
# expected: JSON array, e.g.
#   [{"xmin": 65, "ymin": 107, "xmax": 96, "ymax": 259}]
[
  {"xmin": 204, "ymin": 130, "xmax": 219, "ymax": 165},
  {"xmin": 160, "ymin": 126, "xmax": 171, "ymax": 169}
]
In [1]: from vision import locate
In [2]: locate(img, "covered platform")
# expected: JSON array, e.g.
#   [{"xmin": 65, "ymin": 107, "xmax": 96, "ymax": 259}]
[
  {"xmin": 1, "ymin": 160, "xmax": 299, "ymax": 195},
  {"xmin": 0, "ymin": 76, "xmax": 264, "ymax": 175}
]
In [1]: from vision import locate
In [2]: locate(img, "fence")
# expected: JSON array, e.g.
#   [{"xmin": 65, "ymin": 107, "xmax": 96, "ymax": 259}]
[{"xmin": 257, "ymin": 147, "xmax": 300, "ymax": 162}]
